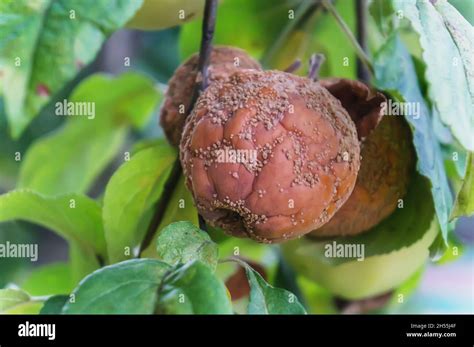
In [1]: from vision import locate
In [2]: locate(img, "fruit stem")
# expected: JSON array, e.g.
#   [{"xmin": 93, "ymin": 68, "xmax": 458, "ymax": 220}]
[
  {"xmin": 355, "ymin": 0, "xmax": 370, "ymax": 83},
  {"xmin": 284, "ymin": 59, "xmax": 302, "ymax": 73},
  {"xmin": 308, "ymin": 53, "xmax": 326, "ymax": 81},
  {"xmin": 139, "ymin": 0, "xmax": 219, "ymax": 254},
  {"xmin": 321, "ymin": 0, "xmax": 374, "ymax": 78}
]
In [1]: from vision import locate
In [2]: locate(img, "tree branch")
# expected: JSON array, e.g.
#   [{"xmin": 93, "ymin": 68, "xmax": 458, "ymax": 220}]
[
  {"xmin": 139, "ymin": 0, "xmax": 218, "ymax": 254},
  {"xmin": 355, "ymin": 0, "xmax": 370, "ymax": 83},
  {"xmin": 190, "ymin": 0, "xmax": 219, "ymax": 107}
]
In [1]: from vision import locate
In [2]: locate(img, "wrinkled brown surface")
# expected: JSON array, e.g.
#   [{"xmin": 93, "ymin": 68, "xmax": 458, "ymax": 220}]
[
  {"xmin": 311, "ymin": 115, "xmax": 414, "ymax": 237},
  {"xmin": 180, "ymin": 70, "xmax": 360, "ymax": 243},
  {"xmin": 320, "ymin": 78, "xmax": 386, "ymax": 140},
  {"xmin": 160, "ymin": 46, "xmax": 262, "ymax": 146}
]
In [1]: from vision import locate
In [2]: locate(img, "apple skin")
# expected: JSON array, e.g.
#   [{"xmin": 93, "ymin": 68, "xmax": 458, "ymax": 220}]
[
  {"xmin": 281, "ymin": 218, "xmax": 439, "ymax": 300},
  {"xmin": 126, "ymin": 0, "xmax": 205, "ymax": 31}
]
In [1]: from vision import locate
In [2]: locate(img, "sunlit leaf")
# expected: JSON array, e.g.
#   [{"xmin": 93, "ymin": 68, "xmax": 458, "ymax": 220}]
[
  {"xmin": 394, "ymin": 0, "xmax": 474, "ymax": 150},
  {"xmin": 141, "ymin": 176, "xmax": 199, "ymax": 258},
  {"xmin": 451, "ymin": 152, "xmax": 474, "ymax": 219},
  {"xmin": 0, "ymin": 0, "xmax": 143, "ymax": 137},
  {"xmin": 374, "ymin": 33, "xmax": 453, "ymax": 242},
  {"xmin": 103, "ymin": 143, "xmax": 176, "ymax": 263},
  {"xmin": 0, "ymin": 190, "xmax": 105, "ymax": 280},
  {"xmin": 18, "ymin": 73, "xmax": 161, "ymax": 196},
  {"xmin": 156, "ymin": 221, "xmax": 218, "ymax": 270}
]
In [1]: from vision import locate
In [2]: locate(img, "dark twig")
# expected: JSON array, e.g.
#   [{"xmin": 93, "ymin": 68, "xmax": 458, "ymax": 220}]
[
  {"xmin": 190, "ymin": 0, "xmax": 218, "ymax": 105},
  {"xmin": 198, "ymin": 0, "xmax": 218, "ymax": 90},
  {"xmin": 284, "ymin": 59, "xmax": 302, "ymax": 74},
  {"xmin": 308, "ymin": 53, "xmax": 326, "ymax": 81},
  {"xmin": 139, "ymin": 0, "xmax": 218, "ymax": 255},
  {"xmin": 355, "ymin": 0, "xmax": 370, "ymax": 83}
]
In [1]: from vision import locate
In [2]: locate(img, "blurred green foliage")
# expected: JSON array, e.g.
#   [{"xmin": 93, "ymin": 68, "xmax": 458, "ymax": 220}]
[{"xmin": 0, "ymin": 0, "xmax": 143, "ymax": 138}]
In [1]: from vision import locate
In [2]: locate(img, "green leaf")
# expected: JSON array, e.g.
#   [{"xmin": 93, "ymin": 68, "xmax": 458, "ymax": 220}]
[
  {"xmin": 63, "ymin": 259, "xmax": 233, "ymax": 314},
  {"xmin": 374, "ymin": 33, "xmax": 453, "ymax": 241},
  {"xmin": 0, "ymin": 288, "xmax": 30, "ymax": 312},
  {"xmin": 393, "ymin": 0, "xmax": 474, "ymax": 151},
  {"xmin": 451, "ymin": 152, "xmax": 474, "ymax": 219},
  {"xmin": 298, "ymin": 173, "xmax": 437, "ymax": 265},
  {"xmin": 265, "ymin": 29, "xmax": 312, "ymax": 74},
  {"xmin": 180, "ymin": 0, "xmax": 356, "ymax": 79},
  {"xmin": 434, "ymin": 0, "xmax": 474, "ymax": 105},
  {"xmin": 448, "ymin": 0, "xmax": 474, "ymax": 25},
  {"xmin": 141, "ymin": 175, "xmax": 199, "ymax": 258},
  {"xmin": 266, "ymin": 0, "xmax": 357, "ymax": 79},
  {"xmin": 305, "ymin": 0, "xmax": 356, "ymax": 79},
  {"xmin": 21, "ymin": 263, "xmax": 73, "ymax": 296},
  {"xmin": 429, "ymin": 231, "xmax": 448, "ymax": 261},
  {"xmin": 0, "ymin": 190, "xmax": 104, "ymax": 280},
  {"xmin": 63, "ymin": 259, "xmax": 171, "ymax": 314},
  {"xmin": 180, "ymin": 0, "xmax": 297, "ymax": 59},
  {"xmin": 131, "ymin": 138, "xmax": 169, "ymax": 155},
  {"xmin": 273, "ymin": 250, "xmax": 306, "ymax": 307},
  {"xmin": 157, "ymin": 261, "xmax": 233, "ymax": 314},
  {"xmin": 0, "ymin": 288, "xmax": 43, "ymax": 314},
  {"xmin": 214, "ymin": 236, "xmax": 280, "ymax": 308},
  {"xmin": 432, "ymin": 231, "xmax": 464, "ymax": 264},
  {"xmin": 369, "ymin": 0, "xmax": 395, "ymax": 37},
  {"xmin": 0, "ymin": 115, "xmax": 20, "ymax": 190},
  {"xmin": 0, "ymin": 0, "xmax": 143, "ymax": 137},
  {"xmin": 18, "ymin": 73, "xmax": 161, "ymax": 196},
  {"xmin": 244, "ymin": 263, "xmax": 306, "ymax": 314},
  {"xmin": 0, "ymin": 189, "xmax": 105, "ymax": 256},
  {"xmin": 103, "ymin": 143, "xmax": 176, "ymax": 263},
  {"xmin": 40, "ymin": 295, "xmax": 69, "ymax": 315},
  {"xmin": 451, "ymin": 145, "xmax": 468, "ymax": 179},
  {"xmin": 0, "ymin": 222, "xmax": 33, "ymax": 288},
  {"xmin": 156, "ymin": 221, "xmax": 219, "ymax": 271}
]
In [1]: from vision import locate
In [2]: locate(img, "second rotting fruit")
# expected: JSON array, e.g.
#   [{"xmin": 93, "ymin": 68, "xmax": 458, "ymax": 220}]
[
  {"xmin": 311, "ymin": 78, "xmax": 415, "ymax": 237},
  {"xmin": 160, "ymin": 46, "xmax": 262, "ymax": 146},
  {"xmin": 180, "ymin": 70, "xmax": 361, "ymax": 243}
]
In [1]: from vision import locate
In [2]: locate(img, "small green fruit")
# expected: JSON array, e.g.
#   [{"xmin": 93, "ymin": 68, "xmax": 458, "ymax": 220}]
[{"xmin": 281, "ymin": 217, "xmax": 438, "ymax": 300}]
